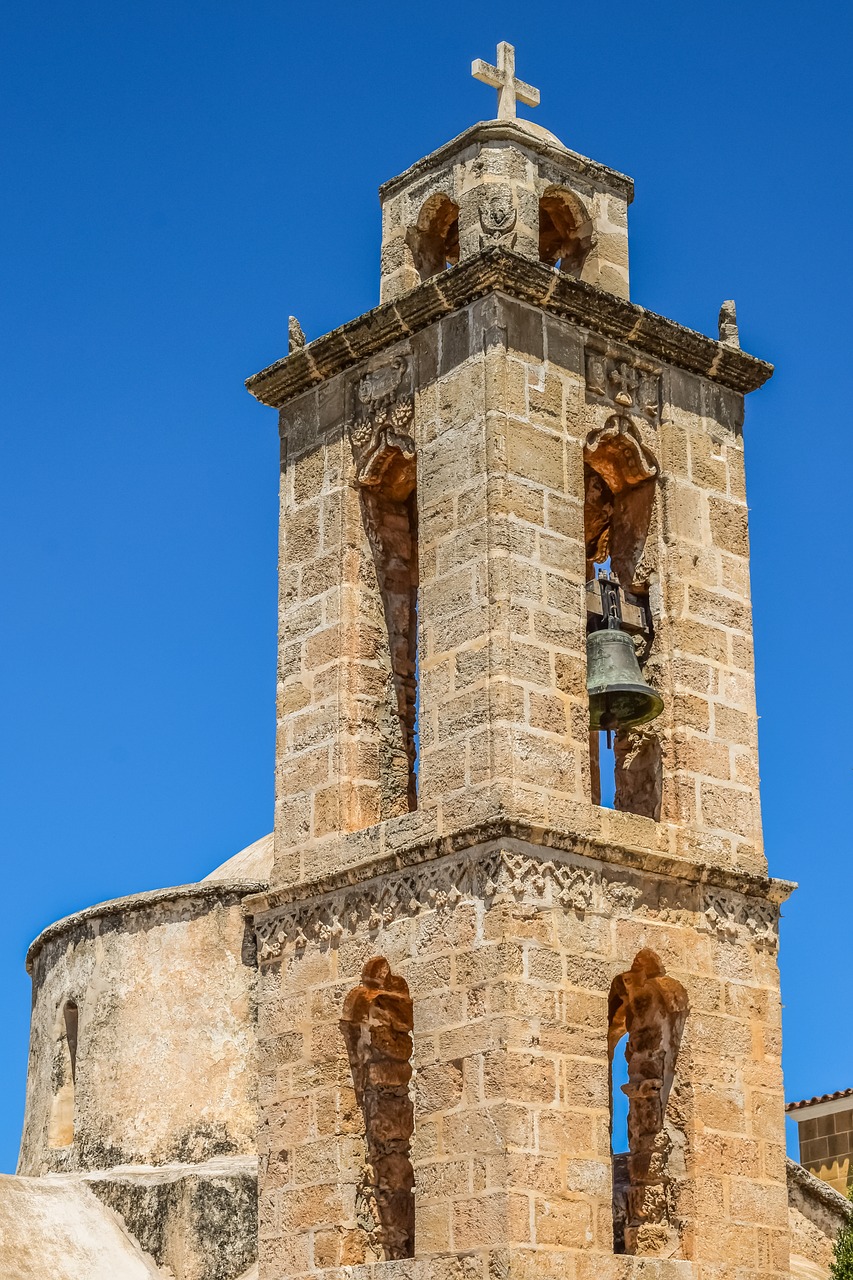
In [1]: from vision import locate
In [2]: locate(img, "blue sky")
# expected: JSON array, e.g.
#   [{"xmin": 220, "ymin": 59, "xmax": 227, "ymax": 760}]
[{"xmin": 1, "ymin": 1, "xmax": 850, "ymax": 1173}]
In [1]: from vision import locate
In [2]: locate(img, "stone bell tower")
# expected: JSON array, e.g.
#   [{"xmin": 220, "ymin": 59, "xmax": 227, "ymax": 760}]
[{"xmin": 246, "ymin": 43, "xmax": 794, "ymax": 1280}]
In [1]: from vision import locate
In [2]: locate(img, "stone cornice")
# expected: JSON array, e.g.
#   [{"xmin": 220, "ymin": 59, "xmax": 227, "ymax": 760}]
[
  {"xmin": 377, "ymin": 119, "xmax": 635, "ymax": 203},
  {"xmin": 242, "ymin": 816, "xmax": 794, "ymax": 921},
  {"xmin": 26, "ymin": 879, "xmax": 267, "ymax": 973},
  {"xmin": 245, "ymin": 250, "xmax": 773, "ymax": 411},
  {"xmin": 246, "ymin": 823, "xmax": 794, "ymax": 967}
]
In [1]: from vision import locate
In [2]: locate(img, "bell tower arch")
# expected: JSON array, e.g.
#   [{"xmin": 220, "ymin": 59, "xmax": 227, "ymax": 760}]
[{"xmin": 246, "ymin": 42, "xmax": 793, "ymax": 1280}]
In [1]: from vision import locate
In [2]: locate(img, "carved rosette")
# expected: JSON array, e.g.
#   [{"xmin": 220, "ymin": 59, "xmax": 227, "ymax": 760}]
[{"xmin": 348, "ymin": 353, "xmax": 415, "ymax": 487}]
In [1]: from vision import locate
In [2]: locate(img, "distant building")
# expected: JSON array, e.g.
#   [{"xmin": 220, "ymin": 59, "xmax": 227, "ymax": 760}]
[{"xmin": 788, "ymin": 1091, "xmax": 853, "ymax": 1196}]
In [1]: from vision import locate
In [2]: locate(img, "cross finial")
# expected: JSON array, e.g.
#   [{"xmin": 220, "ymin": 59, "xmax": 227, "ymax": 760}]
[{"xmin": 472, "ymin": 42, "xmax": 540, "ymax": 122}]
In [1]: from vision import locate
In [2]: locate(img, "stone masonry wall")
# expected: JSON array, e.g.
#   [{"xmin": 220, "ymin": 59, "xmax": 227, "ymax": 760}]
[
  {"xmin": 378, "ymin": 122, "xmax": 631, "ymax": 304},
  {"xmin": 255, "ymin": 837, "xmax": 789, "ymax": 1280},
  {"xmin": 20, "ymin": 884, "xmax": 259, "ymax": 1176},
  {"xmin": 272, "ymin": 292, "xmax": 764, "ymax": 886}
]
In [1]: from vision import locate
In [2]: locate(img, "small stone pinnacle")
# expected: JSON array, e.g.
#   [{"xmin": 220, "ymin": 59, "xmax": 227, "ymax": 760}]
[{"xmin": 288, "ymin": 316, "xmax": 306, "ymax": 353}]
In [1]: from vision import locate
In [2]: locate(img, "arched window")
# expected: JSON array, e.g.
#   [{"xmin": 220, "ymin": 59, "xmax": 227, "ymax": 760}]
[
  {"xmin": 608, "ymin": 952, "xmax": 688, "ymax": 1257},
  {"xmin": 538, "ymin": 186, "xmax": 592, "ymax": 276},
  {"xmin": 48, "ymin": 1000, "xmax": 78, "ymax": 1148},
  {"xmin": 340, "ymin": 958, "xmax": 415, "ymax": 1260},
  {"xmin": 584, "ymin": 417, "xmax": 661, "ymax": 818},
  {"xmin": 407, "ymin": 193, "xmax": 460, "ymax": 282}
]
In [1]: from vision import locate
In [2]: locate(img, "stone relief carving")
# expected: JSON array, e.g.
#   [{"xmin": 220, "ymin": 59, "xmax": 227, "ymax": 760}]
[
  {"xmin": 478, "ymin": 194, "xmax": 518, "ymax": 249},
  {"xmin": 348, "ymin": 354, "xmax": 415, "ymax": 487},
  {"xmin": 255, "ymin": 844, "xmax": 780, "ymax": 965},
  {"xmin": 585, "ymin": 347, "xmax": 661, "ymax": 423},
  {"xmin": 585, "ymin": 414, "xmax": 658, "ymax": 488},
  {"xmin": 255, "ymin": 847, "xmax": 642, "ymax": 965},
  {"xmin": 701, "ymin": 888, "xmax": 778, "ymax": 950}
]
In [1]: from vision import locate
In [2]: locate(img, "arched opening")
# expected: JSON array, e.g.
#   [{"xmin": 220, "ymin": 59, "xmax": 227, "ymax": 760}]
[
  {"xmin": 584, "ymin": 417, "xmax": 661, "ymax": 818},
  {"xmin": 407, "ymin": 193, "xmax": 459, "ymax": 282},
  {"xmin": 610, "ymin": 1030, "xmax": 630, "ymax": 1252},
  {"xmin": 359, "ymin": 454, "xmax": 419, "ymax": 814},
  {"xmin": 350, "ymin": 355, "xmax": 419, "ymax": 814},
  {"xmin": 539, "ymin": 185, "xmax": 592, "ymax": 276},
  {"xmin": 340, "ymin": 958, "xmax": 415, "ymax": 1261},
  {"xmin": 47, "ymin": 1000, "xmax": 78, "ymax": 1148},
  {"xmin": 608, "ymin": 951, "xmax": 688, "ymax": 1258}
]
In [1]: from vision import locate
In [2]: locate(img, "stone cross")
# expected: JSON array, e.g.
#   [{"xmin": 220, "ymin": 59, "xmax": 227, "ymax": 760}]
[{"xmin": 472, "ymin": 42, "xmax": 540, "ymax": 122}]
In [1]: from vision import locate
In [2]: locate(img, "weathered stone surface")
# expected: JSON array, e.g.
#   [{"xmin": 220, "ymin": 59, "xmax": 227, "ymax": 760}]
[
  {"xmin": 86, "ymin": 1156, "xmax": 258, "ymax": 1280},
  {"xmin": 21, "ymin": 879, "xmax": 264, "ymax": 1176},
  {"xmin": 0, "ymin": 1173, "xmax": 162, "ymax": 1278}
]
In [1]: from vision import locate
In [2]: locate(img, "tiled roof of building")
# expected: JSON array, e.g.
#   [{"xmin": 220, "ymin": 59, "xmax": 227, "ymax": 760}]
[{"xmin": 786, "ymin": 1088, "xmax": 853, "ymax": 1113}]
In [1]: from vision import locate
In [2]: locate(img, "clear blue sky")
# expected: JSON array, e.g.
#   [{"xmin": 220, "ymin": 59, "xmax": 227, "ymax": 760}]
[{"xmin": 1, "ymin": 1, "xmax": 850, "ymax": 1174}]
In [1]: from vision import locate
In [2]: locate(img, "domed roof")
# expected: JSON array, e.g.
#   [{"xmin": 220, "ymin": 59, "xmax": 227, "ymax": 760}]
[{"xmin": 203, "ymin": 831, "xmax": 273, "ymax": 883}]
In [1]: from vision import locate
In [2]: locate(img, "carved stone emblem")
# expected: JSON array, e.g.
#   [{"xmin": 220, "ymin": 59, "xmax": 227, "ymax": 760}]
[
  {"xmin": 478, "ymin": 194, "xmax": 518, "ymax": 249},
  {"xmin": 585, "ymin": 346, "xmax": 661, "ymax": 422},
  {"xmin": 348, "ymin": 355, "xmax": 415, "ymax": 487},
  {"xmin": 585, "ymin": 415, "xmax": 658, "ymax": 488}
]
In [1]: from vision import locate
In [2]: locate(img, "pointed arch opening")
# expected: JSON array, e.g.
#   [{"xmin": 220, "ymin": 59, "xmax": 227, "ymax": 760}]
[
  {"xmin": 608, "ymin": 951, "xmax": 688, "ymax": 1257},
  {"xmin": 585, "ymin": 416, "xmax": 661, "ymax": 818}
]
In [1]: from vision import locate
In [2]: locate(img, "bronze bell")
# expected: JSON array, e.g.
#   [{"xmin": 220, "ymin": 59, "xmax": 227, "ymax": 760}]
[{"xmin": 586, "ymin": 627, "xmax": 663, "ymax": 734}]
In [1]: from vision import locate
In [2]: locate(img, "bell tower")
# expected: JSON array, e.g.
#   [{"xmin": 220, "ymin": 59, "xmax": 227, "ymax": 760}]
[{"xmin": 246, "ymin": 45, "xmax": 794, "ymax": 1280}]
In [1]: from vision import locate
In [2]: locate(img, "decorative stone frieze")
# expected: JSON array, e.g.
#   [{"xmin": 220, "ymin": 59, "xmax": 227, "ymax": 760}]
[
  {"xmin": 252, "ymin": 841, "xmax": 778, "ymax": 965},
  {"xmin": 255, "ymin": 847, "xmax": 617, "ymax": 964},
  {"xmin": 701, "ymin": 886, "xmax": 779, "ymax": 949}
]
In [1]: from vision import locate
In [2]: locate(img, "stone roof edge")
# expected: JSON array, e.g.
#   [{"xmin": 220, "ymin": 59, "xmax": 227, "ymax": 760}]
[
  {"xmin": 786, "ymin": 1157, "xmax": 853, "ymax": 1221},
  {"xmin": 245, "ymin": 250, "xmax": 773, "ymax": 411},
  {"xmin": 25, "ymin": 879, "xmax": 267, "ymax": 973},
  {"xmin": 241, "ymin": 816, "xmax": 795, "ymax": 920},
  {"xmin": 377, "ymin": 119, "xmax": 635, "ymax": 203}
]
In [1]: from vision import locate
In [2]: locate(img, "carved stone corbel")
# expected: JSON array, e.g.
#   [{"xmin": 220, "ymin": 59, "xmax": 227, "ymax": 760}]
[{"xmin": 348, "ymin": 354, "xmax": 415, "ymax": 490}]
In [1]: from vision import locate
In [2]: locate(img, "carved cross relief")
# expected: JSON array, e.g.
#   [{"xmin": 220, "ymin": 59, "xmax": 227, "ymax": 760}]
[
  {"xmin": 471, "ymin": 41, "xmax": 540, "ymax": 122},
  {"xmin": 585, "ymin": 346, "xmax": 661, "ymax": 423}
]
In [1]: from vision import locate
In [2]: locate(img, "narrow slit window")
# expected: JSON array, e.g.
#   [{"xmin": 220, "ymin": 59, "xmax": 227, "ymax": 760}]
[{"xmin": 48, "ymin": 999, "xmax": 78, "ymax": 1148}]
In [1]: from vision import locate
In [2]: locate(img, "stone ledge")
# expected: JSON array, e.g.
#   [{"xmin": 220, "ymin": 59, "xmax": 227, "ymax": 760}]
[
  {"xmin": 249, "ymin": 834, "xmax": 788, "ymax": 967},
  {"xmin": 377, "ymin": 118, "xmax": 636, "ymax": 202},
  {"xmin": 787, "ymin": 1156, "xmax": 853, "ymax": 1224},
  {"xmin": 26, "ymin": 879, "xmax": 267, "ymax": 973},
  {"xmin": 263, "ymin": 1247, "xmax": 696, "ymax": 1280},
  {"xmin": 244, "ymin": 815, "xmax": 794, "ymax": 922},
  {"xmin": 245, "ymin": 250, "xmax": 772, "ymax": 410},
  {"xmin": 76, "ymin": 1156, "xmax": 258, "ymax": 1280}
]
